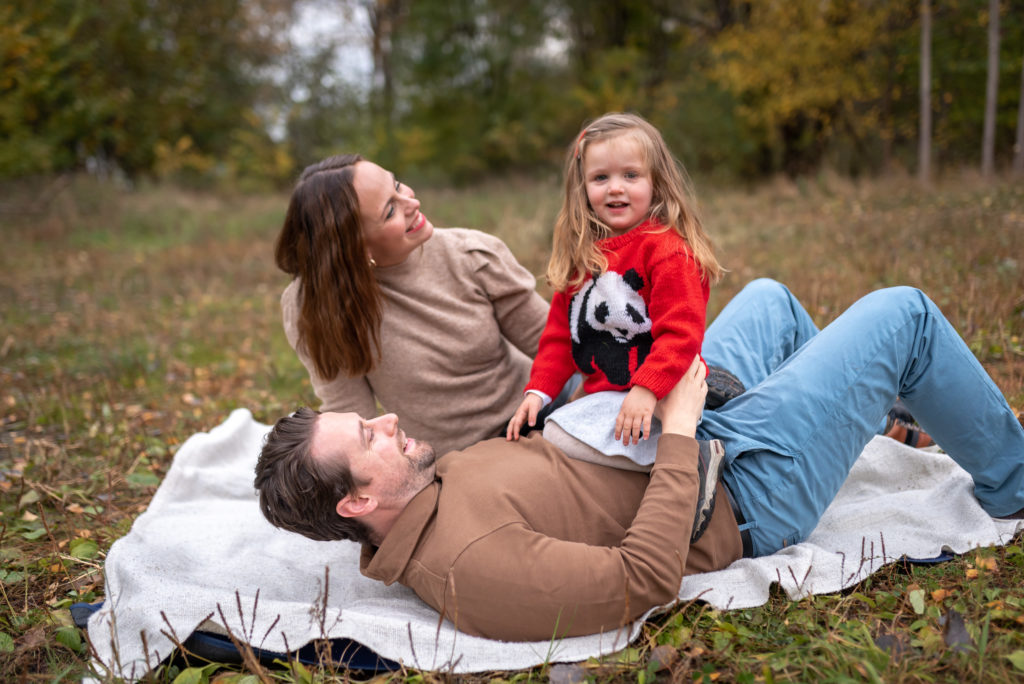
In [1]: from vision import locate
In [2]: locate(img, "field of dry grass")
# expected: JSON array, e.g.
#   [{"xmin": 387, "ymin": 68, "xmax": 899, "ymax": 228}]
[{"xmin": 1, "ymin": 170, "xmax": 1023, "ymax": 681}]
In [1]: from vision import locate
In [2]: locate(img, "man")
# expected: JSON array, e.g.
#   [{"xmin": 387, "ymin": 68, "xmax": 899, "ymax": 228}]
[{"xmin": 255, "ymin": 280, "xmax": 1024, "ymax": 642}]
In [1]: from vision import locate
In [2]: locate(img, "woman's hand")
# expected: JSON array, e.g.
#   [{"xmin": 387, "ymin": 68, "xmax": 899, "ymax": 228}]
[
  {"xmin": 507, "ymin": 393, "xmax": 544, "ymax": 441},
  {"xmin": 654, "ymin": 356, "xmax": 707, "ymax": 438},
  {"xmin": 615, "ymin": 385, "xmax": 657, "ymax": 445}
]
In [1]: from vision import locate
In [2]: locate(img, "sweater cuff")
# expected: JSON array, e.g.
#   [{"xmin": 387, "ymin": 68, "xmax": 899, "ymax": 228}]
[
  {"xmin": 525, "ymin": 389, "xmax": 552, "ymax": 407},
  {"xmin": 650, "ymin": 433, "xmax": 699, "ymax": 472}
]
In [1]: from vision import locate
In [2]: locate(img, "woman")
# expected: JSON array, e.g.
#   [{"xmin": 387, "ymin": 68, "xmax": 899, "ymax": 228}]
[{"xmin": 275, "ymin": 154, "xmax": 550, "ymax": 456}]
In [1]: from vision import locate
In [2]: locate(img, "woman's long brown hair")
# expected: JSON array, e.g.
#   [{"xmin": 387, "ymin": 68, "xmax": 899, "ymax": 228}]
[{"xmin": 275, "ymin": 154, "xmax": 383, "ymax": 378}]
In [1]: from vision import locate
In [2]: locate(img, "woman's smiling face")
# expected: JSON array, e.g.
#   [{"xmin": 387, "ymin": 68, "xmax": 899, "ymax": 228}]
[{"xmin": 353, "ymin": 161, "xmax": 434, "ymax": 267}]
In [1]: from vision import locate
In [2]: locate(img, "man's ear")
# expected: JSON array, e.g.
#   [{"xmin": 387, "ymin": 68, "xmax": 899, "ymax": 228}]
[{"xmin": 337, "ymin": 493, "xmax": 377, "ymax": 519}]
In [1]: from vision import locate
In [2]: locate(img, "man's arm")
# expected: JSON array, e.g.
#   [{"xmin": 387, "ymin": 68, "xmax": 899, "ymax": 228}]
[{"xmin": 438, "ymin": 359, "xmax": 710, "ymax": 640}]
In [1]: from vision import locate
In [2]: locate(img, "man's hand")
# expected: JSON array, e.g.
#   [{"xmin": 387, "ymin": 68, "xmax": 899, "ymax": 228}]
[
  {"xmin": 615, "ymin": 385, "xmax": 657, "ymax": 445},
  {"xmin": 654, "ymin": 356, "xmax": 707, "ymax": 438},
  {"xmin": 507, "ymin": 393, "xmax": 544, "ymax": 441}
]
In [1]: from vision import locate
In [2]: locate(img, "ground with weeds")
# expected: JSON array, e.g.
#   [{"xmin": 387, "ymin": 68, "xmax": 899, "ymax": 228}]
[{"xmin": 1, "ymin": 171, "xmax": 1023, "ymax": 682}]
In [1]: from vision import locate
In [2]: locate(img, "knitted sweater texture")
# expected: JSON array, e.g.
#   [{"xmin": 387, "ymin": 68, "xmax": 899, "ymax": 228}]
[{"xmin": 528, "ymin": 222, "xmax": 709, "ymax": 400}]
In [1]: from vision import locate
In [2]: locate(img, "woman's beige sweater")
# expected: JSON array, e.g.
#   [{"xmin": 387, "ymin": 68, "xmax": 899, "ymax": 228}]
[{"xmin": 281, "ymin": 228, "xmax": 549, "ymax": 456}]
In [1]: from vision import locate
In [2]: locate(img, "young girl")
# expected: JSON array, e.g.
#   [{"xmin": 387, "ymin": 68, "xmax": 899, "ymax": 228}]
[{"xmin": 507, "ymin": 112, "xmax": 723, "ymax": 445}]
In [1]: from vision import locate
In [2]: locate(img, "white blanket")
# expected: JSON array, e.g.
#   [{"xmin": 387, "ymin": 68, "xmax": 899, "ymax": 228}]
[{"xmin": 88, "ymin": 408, "xmax": 1022, "ymax": 679}]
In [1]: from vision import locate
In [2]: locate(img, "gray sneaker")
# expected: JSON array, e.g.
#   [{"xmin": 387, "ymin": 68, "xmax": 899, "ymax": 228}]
[{"xmin": 691, "ymin": 439, "xmax": 727, "ymax": 543}]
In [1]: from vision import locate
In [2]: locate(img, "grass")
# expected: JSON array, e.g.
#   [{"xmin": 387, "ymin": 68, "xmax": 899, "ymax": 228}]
[{"xmin": 1, "ymin": 169, "xmax": 1023, "ymax": 682}]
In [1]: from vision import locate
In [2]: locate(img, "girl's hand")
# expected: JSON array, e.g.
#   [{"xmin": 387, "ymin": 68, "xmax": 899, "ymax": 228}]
[
  {"xmin": 615, "ymin": 385, "xmax": 657, "ymax": 445},
  {"xmin": 507, "ymin": 393, "xmax": 544, "ymax": 441},
  {"xmin": 654, "ymin": 356, "xmax": 707, "ymax": 438}
]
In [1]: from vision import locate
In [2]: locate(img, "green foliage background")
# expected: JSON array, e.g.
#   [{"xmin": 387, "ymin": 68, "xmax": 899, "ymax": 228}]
[{"xmin": 2, "ymin": 0, "xmax": 1023, "ymax": 188}]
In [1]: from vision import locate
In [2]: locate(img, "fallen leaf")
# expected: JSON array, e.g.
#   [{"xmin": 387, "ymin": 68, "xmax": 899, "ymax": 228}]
[
  {"xmin": 975, "ymin": 555, "xmax": 998, "ymax": 572},
  {"xmin": 908, "ymin": 588, "xmax": 925, "ymax": 615},
  {"xmin": 931, "ymin": 588, "xmax": 951, "ymax": 602},
  {"xmin": 18, "ymin": 489, "xmax": 40, "ymax": 509},
  {"xmin": 69, "ymin": 538, "xmax": 98, "ymax": 560},
  {"xmin": 14, "ymin": 625, "xmax": 46, "ymax": 657},
  {"xmin": 874, "ymin": 633, "xmax": 910, "ymax": 662},
  {"xmin": 966, "ymin": 568, "xmax": 979, "ymax": 579},
  {"xmin": 548, "ymin": 663, "xmax": 586, "ymax": 684},
  {"xmin": 648, "ymin": 644, "xmax": 679, "ymax": 672},
  {"xmin": 941, "ymin": 609, "xmax": 973, "ymax": 653},
  {"xmin": 1007, "ymin": 650, "xmax": 1024, "ymax": 671},
  {"xmin": 66, "ymin": 503, "xmax": 84, "ymax": 514}
]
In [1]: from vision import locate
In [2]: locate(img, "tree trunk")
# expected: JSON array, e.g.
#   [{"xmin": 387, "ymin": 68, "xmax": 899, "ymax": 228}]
[
  {"xmin": 1014, "ymin": 50, "xmax": 1024, "ymax": 175},
  {"xmin": 982, "ymin": 0, "xmax": 1000, "ymax": 177},
  {"xmin": 918, "ymin": 0, "xmax": 932, "ymax": 185},
  {"xmin": 368, "ymin": 0, "xmax": 402, "ymax": 165}
]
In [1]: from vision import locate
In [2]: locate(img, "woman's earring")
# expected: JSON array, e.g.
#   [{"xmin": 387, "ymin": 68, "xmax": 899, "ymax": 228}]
[{"xmin": 369, "ymin": 257, "xmax": 377, "ymax": 267}]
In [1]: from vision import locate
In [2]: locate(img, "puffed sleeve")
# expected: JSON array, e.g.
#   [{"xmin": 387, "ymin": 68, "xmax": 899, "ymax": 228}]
[
  {"xmin": 280, "ymin": 279, "xmax": 377, "ymax": 417},
  {"xmin": 463, "ymin": 230, "xmax": 549, "ymax": 358}
]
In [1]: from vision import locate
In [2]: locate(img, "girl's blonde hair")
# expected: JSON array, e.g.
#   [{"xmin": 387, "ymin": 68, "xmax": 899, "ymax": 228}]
[{"xmin": 547, "ymin": 112, "xmax": 724, "ymax": 291}]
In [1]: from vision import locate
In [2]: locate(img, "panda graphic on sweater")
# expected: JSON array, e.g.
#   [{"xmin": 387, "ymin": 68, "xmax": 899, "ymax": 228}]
[{"xmin": 568, "ymin": 268, "xmax": 654, "ymax": 386}]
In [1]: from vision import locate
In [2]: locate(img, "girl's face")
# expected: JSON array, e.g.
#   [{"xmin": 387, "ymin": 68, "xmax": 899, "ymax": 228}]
[
  {"xmin": 582, "ymin": 135, "xmax": 653, "ymax": 235},
  {"xmin": 353, "ymin": 161, "xmax": 434, "ymax": 267}
]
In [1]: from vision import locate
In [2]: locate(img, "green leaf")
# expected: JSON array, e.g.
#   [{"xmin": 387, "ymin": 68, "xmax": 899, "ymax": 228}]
[
  {"xmin": 0, "ymin": 632, "xmax": 14, "ymax": 654},
  {"xmin": 21, "ymin": 528, "xmax": 47, "ymax": 541},
  {"xmin": 1007, "ymin": 650, "xmax": 1024, "ymax": 672},
  {"xmin": 1, "ymin": 570, "xmax": 25, "ymax": 585},
  {"xmin": 171, "ymin": 663, "xmax": 218, "ymax": 684},
  {"xmin": 616, "ymin": 647, "xmax": 642, "ymax": 664},
  {"xmin": 126, "ymin": 471, "xmax": 161, "ymax": 487},
  {"xmin": 287, "ymin": 660, "xmax": 313, "ymax": 684},
  {"xmin": 69, "ymin": 538, "xmax": 99, "ymax": 560},
  {"xmin": 908, "ymin": 588, "xmax": 925, "ymax": 615},
  {"xmin": 55, "ymin": 625, "xmax": 83, "ymax": 653},
  {"xmin": 18, "ymin": 489, "xmax": 40, "ymax": 508}
]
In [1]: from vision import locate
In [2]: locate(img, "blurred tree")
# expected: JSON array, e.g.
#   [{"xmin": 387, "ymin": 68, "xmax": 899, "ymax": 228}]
[
  {"xmin": 367, "ymin": 0, "xmax": 405, "ymax": 167},
  {"xmin": 919, "ymin": 0, "xmax": 932, "ymax": 184},
  {"xmin": 712, "ymin": 0, "xmax": 920, "ymax": 176},
  {"xmin": 284, "ymin": 38, "xmax": 371, "ymax": 168},
  {"xmin": 0, "ymin": 3, "xmax": 111, "ymax": 177},
  {"xmin": 982, "ymin": 0, "xmax": 1000, "ymax": 176},
  {"xmin": 386, "ymin": 0, "xmax": 567, "ymax": 181},
  {"xmin": 1, "ymin": 0, "xmax": 296, "ymax": 184},
  {"xmin": 6, "ymin": 0, "xmax": 1024, "ymax": 186},
  {"xmin": 1016, "ymin": 50, "xmax": 1024, "ymax": 175},
  {"xmin": 928, "ymin": 0, "xmax": 1023, "ymax": 171}
]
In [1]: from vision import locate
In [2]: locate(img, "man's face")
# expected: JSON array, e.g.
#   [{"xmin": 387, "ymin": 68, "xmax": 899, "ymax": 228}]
[{"xmin": 311, "ymin": 412, "xmax": 436, "ymax": 511}]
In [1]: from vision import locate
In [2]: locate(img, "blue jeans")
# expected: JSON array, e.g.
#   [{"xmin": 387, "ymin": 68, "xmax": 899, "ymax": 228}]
[{"xmin": 697, "ymin": 279, "xmax": 1024, "ymax": 557}]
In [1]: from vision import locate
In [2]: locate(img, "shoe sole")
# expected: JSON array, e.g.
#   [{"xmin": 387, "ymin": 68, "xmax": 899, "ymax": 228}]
[{"xmin": 692, "ymin": 439, "xmax": 727, "ymax": 543}]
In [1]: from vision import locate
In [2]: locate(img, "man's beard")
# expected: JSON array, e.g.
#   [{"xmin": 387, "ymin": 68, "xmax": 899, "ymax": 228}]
[{"xmin": 408, "ymin": 441, "xmax": 436, "ymax": 473}]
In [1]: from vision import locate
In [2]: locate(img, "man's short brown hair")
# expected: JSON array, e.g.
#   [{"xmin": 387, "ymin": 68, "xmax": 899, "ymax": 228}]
[{"xmin": 254, "ymin": 407, "xmax": 372, "ymax": 544}]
